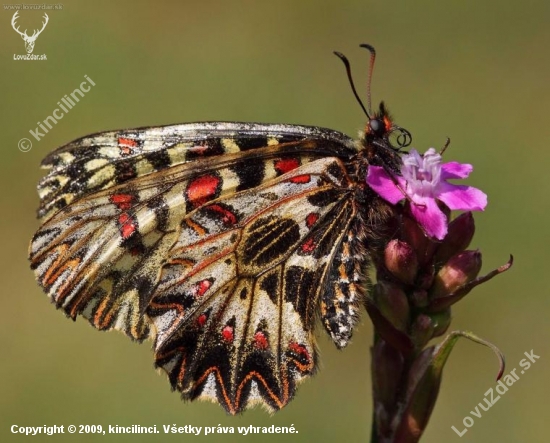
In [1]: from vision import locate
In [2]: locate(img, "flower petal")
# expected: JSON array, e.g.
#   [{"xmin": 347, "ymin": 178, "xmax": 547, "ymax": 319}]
[
  {"xmin": 437, "ymin": 182, "xmax": 487, "ymax": 211},
  {"xmin": 366, "ymin": 166, "xmax": 406, "ymax": 204},
  {"xmin": 441, "ymin": 162, "xmax": 473, "ymax": 179},
  {"xmin": 409, "ymin": 196, "xmax": 448, "ymax": 240}
]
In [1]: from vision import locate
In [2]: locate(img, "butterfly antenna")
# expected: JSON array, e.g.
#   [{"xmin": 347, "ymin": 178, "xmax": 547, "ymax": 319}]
[
  {"xmin": 334, "ymin": 51, "xmax": 371, "ymax": 118},
  {"xmin": 359, "ymin": 44, "xmax": 376, "ymax": 116},
  {"xmin": 440, "ymin": 137, "xmax": 451, "ymax": 155}
]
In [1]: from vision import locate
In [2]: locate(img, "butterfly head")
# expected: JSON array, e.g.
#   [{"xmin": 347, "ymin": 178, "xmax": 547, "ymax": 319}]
[
  {"xmin": 334, "ymin": 45, "xmax": 412, "ymax": 155},
  {"xmin": 365, "ymin": 101, "xmax": 412, "ymax": 151},
  {"xmin": 366, "ymin": 103, "xmax": 392, "ymax": 138}
]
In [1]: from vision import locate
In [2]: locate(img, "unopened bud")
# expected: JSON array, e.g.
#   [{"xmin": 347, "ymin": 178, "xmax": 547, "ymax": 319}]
[
  {"xmin": 416, "ymin": 265, "xmax": 435, "ymax": 290},
  {"xmin": 384, "ymin": 239, "xmax": 418, "ymax": 285},
  {"xmin": 402, "ymin": 215, "xmax": 437, "ymax": 266},
  {"xmin": 430, "ymin": 309, "xmax": 452, "ymax": 338},
  {"xmin": 430, "ymin": 250, "xmax": 482, "ymax": 300},
  {"xmin": 374, "ymin": 281, "xmax": 410, "ymax": 332},
  {"xmin": 410, "ymin": 314, "xmax": 435, "ymax": 349},
  {"xmin": 429, "ymin": 254, "xmax": 512, "ymax": 312},
  {"xmin": 410, "ymin": 289, "xmax": 429, "ymax": 308},
  {"xmin": 435, "ymin": 212, "xmax": 475, "ymax": 265}
]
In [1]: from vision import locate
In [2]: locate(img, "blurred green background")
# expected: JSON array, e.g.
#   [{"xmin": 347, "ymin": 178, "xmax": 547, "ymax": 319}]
[{"xmin": 1, "ymin": 1, "xmax": 549, "ymax": 442}]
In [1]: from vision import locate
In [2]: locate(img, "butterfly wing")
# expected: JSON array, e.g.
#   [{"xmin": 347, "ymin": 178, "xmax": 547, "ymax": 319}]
[
  {"xmin": 37, "ymin": 122, "xmax": 355, "ymax": 221},
  {"xmin": 149, "ymin": 158, "xmax": 364, "ymax": 412},
  {"xmin": 30, "ymin": 122, "xmax": 369, "ymax": 412}
]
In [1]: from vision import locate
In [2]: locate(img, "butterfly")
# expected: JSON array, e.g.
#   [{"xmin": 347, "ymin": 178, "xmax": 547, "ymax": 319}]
[{"xmin": 29, "ymin": 44, "xmax": 411, "ymax": 414}]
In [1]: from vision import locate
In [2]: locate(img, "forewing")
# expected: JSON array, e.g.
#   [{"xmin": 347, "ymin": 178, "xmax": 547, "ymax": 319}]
[{"xmin": 37, "ymin": 122, "xmax": 355, "ymax": 221}]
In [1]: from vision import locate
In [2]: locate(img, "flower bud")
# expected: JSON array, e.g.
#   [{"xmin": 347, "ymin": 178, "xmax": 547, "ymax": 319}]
[
  {"xmin": 384, "ymin": 239, "xmax": 419, "ymax": 285},
  {"xmin": 430, "ymin": 309, "xmax": 452, "ymax": 338},
  {"xmin": 430, "ymin": 250, "xmax": 482, "ymax": 300},
  {"xmin": 402, "ymin": 215, "xmax": 437, "ymax": 266},
  {"xmin": 416, "ymin": 265, "xmax": 435, "ymax": 290},
  {"xmin": 366, "ymin": 299, "xmax": 414, "ymax": 354},
  {"xmin": 410, "ymin": 314, "xmax": 435, "ymax": 349},
  {"xmin": 429, "ymin": 254, "xmax": 512, "ymax": 313},
  {"xmin": 374, "ymin": 281, "xmax": 410, "ymax": 332},
  {"xmin": 410, "ymin": 289, "xmax": 429, "ymax": 308},
  {"xmin": 435, "ymin": 212, "xmax": 475, "ymax": 265}
]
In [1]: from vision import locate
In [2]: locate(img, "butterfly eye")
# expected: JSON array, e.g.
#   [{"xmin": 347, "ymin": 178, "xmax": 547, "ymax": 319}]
[{"xmin": 369, "ymin": 118, "xmax": 386, "ymax": 136}]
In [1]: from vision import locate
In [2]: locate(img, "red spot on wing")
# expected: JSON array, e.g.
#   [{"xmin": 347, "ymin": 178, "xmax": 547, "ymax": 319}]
[
  {"xmin": 110, "ymin": 193, "xmax": 134, "ymax": 211},
  {"xmin": 118, "ymin": 213, "xmax": 136, "ymax": 239},
  {"xmin": 118, "ymin": 137, "xmax": 138, "ymax": 147},
  {"xmin": 253, "ymin": 331, "xmax": 269, "ymax": 350},
  {"xmin": 222, "ymin": 325, "xmax": 234, "ymax": 343},
  {"xmin": 120, "ymin": 219, "xmax": 136, "ymax": 239},
  {"xmin": 306, "ymin": 212, "xmax": 319, "ymax": 228},
  {"xmin": 189, "ymin": 145, "xmax": 209, "ymax": 155},
  {"xmin": 195, "ymin": 279, "xmax": 212, "ymax": 297},
  {"xmin": 274, "ymin": 158, "xmax": 300, "ymax": 175},
  {"xmin": 186, "ymin": 174, "xmax": 221, "ymax": 208},
  {"xmin": 289, "ymin": 174, "xmax": 311, "ymax": 184},
  {"xmin": 205, "ymin": 204, "xmax": 238, "ymax": 226},
  {"xmin": 301, "ymin": 237, "xmax": 315, "ymax": 253},
  {"xmin": 274, "ymin": 158, "xmax": 310, "ymax": 184},
  {"xmin": 118, "ymin": 212, "xmax": 130, "ymax": 225},
  {"xmin": 197, "ymin": 313, "xmax": 208, "ymax": 327},
  {"xmin": 118, "ymin": 137, "xmax": 139, "ymax": 155},
  {"xmin": 289, "ymin": 341, "xmax": 311, "ymax": 362}
]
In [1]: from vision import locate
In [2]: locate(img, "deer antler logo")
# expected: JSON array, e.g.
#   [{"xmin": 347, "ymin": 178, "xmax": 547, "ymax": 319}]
[{"xmin": 11, "ymin": 11, "xmax": 49, "ymax": 54}]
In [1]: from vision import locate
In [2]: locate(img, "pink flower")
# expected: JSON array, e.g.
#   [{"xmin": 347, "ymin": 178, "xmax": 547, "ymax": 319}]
[{"xmin": 367, "ymin": 148, "xmax": 487, "ymax": 240}]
